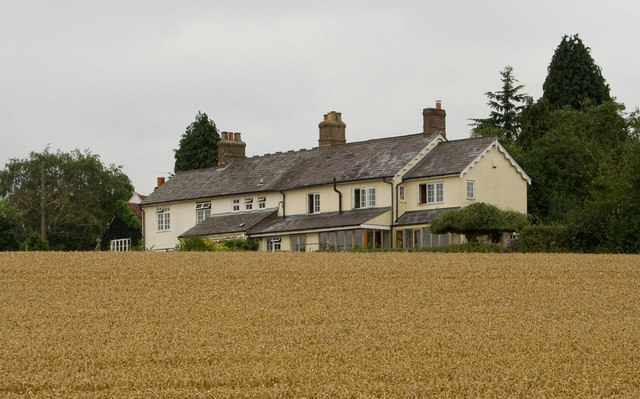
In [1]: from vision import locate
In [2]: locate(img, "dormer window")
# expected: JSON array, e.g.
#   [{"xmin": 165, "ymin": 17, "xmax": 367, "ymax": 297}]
[
  {"xmin": 245, "ymin": 197, "xmax": 253, "ymax": 211},
  {"xmin": 257, "ymin": 196, "xmax": 266, "ymax": 209},
  {"xmin": 195, "ymin": 202, "xmax": 211, "ymax": 224}
]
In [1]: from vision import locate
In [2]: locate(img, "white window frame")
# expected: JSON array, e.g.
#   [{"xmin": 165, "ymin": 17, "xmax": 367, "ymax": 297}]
[
  {"xmin": 398, "ymin": 185, "xmax": 405, "ymax": 202},
  {"xmin": 245, "ymin": 197, "xmax": 253, "ymax": 211},
  {"xmin": 110, "ymin": 238, "xmax": 131, "ymax": 252},
  {"xmin": 307, "ymin": 193, "xmax": 320, "ymax": 214},
  {"xmin": 419, "ymin": 182, "xmax": 444, "ymax": 204},
  {"xmin": 156, "ymin": 207, "xmax": 170, "ymax": 231},
  {"xmin": 353, "ymin": 187, "xmax": 376, "ymax": 209},
  {"xmin": 257, "ymin": 196, "xmax": 266, "ymax": 209},
  {"xmin": 466, "ymin": 180, "xmax": 475, "ymax": 199},
  {"xmin": 266, "ymin": 237, "xmax": 281, "ymax": 252},
  {"xmin": 195, "ymin": 202, "xmax": 211, "ymax": 224},
  {"xmin": 232, "ymin": 199, "xmax": 240, "ymax": 212}
]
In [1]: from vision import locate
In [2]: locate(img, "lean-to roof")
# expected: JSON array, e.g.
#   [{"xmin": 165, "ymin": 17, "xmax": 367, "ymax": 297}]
[
  {"xmin": 248, "ymin": 207, "xmax": 391, "ymax": 236},
  {"xmin": 179, "ymin": 208, "xmax": 278, "ymax": 237}
]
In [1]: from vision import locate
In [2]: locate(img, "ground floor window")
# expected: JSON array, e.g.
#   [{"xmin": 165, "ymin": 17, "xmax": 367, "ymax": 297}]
[
  {"xmin": 266, "ymin": 237, "xmax": 281, "ymax": 252},
  {"xmin": 395, "ymin": 228, "xmax": 459, "ymax": 249},
  {"xmin": 110, "ymin": 238, "xmax": 131, "ymax": 252},
  {"xmin": 291, "ymin": 234, "xmax": 306, "ymax": 252},
  {"xmin": 319, "ymin": 228, "xmax": 390, "ymax": 251}
]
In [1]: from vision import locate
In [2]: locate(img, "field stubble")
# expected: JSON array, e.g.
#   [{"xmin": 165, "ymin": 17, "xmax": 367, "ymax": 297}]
[{"xmin": 0, "ymin": 252, "xmax": 638, "ymax": 398}]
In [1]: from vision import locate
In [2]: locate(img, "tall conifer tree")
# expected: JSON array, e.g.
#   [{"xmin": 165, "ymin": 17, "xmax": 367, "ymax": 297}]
[
  {"xmin": 174, "ymin": 112, "xmax": 221, "ymax": 172},
  {"xmin": 542, "ymin": 34, "xmax": 611, "ymax": 109},
  {"xmin": 470, "ymin": 65, "xmax": 528, "ymax": 142}
]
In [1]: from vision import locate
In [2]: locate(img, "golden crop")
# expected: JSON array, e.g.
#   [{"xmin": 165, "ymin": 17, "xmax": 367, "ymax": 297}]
[{"xmin": 0, "ymin": 252, "xmax": 638, "ymax": 398}]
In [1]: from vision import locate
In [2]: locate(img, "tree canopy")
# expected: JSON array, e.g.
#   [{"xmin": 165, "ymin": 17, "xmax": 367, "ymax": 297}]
[
  {"xmin": 174, "ymin": 111, "xmax": 221, "ymax": 172},
  {"xmin": 0, "ymin": 148, "xmax": 133, "ymax": 250},
  {"xmin": 429, "ymin": 203, "xmax": 529, "ymax": 243},
  {"xmin": 472, "ymin": 34, "xmax": 640, "ymax": 253},
  {"xmin": 0, "ymin": 198, "xmax": 26, "ymax": 250},
  {"xmin": 470, "ymin": 65, "xmax": 529, "ymax": 143},
  {"xmin": 542, "ymin": 34, "xmax": 611, "ymax": 110}
]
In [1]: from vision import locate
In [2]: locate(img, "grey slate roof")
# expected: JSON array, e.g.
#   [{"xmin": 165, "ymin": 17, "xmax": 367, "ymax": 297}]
[
  {"xmin": 141, "ymin": 133, "xmax": 438, "ymax": 205},
  {"xmin": 179, "ymin": 208, "xmax": 278, "ymax": 237},
  {"xmin": 248, "ymin": 207, "xmax": 391, "ymax": 235},
  {"xmin": 395, "ymin": 207, "xmax": 460, "ymax": 226},
  {"xmin": 403, "ymin": 136, "xmax": 496, "ymax": 180}
]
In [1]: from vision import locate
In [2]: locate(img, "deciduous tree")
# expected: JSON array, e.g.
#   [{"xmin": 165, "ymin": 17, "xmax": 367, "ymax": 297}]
[
  {"xmin": 0, "ymin": 148, "xmax": 133, "ymax": 250},
  {"xmin": 0, "ymin": 198, "xmax": 26, "ymax": 250}
]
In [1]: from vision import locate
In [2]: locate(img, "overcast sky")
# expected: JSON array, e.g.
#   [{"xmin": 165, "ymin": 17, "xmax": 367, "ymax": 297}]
[{"xmin": 2, "ymin": 1, "xmax": 639, "ymax": 195}]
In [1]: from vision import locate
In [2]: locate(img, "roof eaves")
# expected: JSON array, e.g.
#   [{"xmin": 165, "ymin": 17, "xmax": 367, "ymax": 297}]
[
  {"xmin": 393, "ymin": 133, "xmax": 444, "ymax": 181},
  {"xmin": 402, "ymin": 173, "xmax": 461, "ymax": 182},
  {"xmin": 459, "ymin": 139, "xmax": 532, "ymax": 185}
]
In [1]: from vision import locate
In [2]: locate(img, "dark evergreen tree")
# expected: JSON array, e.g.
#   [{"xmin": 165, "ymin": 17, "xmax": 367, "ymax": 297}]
[
  {"xmin": 542, "ymin": 34, "xmax": 611, "ymax": 110},
  {"xmin": 518, "ymin": 102, "xmax": 628, "ymax": 223},
  {"xmin": 470, "ymin": 66, "xmax": 529, "ymax": 142},
  {"xmin": 174, "ymin": 111, "xmax": 221, "ymax": 172}
]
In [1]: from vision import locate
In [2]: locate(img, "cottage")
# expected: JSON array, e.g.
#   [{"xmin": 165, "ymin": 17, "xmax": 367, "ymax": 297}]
[
  {"xmin": 140, "ymin": 103, "xmax": 530, "ymax": 251},
  {"xmin": 101, "ymin": 193, "xmax": 146, "ymax": 251}
]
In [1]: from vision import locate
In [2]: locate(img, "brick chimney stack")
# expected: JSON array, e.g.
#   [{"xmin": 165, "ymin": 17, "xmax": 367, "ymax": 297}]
[
  {"xmin": 318, "ymin": 111, "xmax": 346, "ymax": 148},
  {"xmin": 423, "ymin": 100, "xmax": 446, "ymax": 138},
  {"xmin": 217, "ymin": 132, "xmax": 246, "ymax": 167}
]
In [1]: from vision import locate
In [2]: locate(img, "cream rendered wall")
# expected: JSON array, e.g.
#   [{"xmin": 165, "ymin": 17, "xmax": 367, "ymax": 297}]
[
  {"xmin": 220, "ymin": 192, "xmax": 281, "ymax": 214},
  {"xmin": 365, "ymin": 210, "xmax": 392, "ymax": 227},
  {"xmin": 284, "ymin": 181, "xmax": 393, "ymax": 216},
  {"xmin": 462, "ymin": 146, "xmax": 528, "ymax": 213},
  {"xmin": 402, "ymin": 175, "xmax": 463, "ymax": 213},
  {"xmin": 259, "ymin": 235, "xmax": 292, "ymax": 251},
  {"xmin": 400, "ymin": 146, "xmax": 528, "ymax": 215},
  {"xmin": 143, "ymin": 191, "xmax": 282, "ymax": 251},
  {"xmin": 143, "ymin": 200, "xmax": 199, "ymax": 251}
]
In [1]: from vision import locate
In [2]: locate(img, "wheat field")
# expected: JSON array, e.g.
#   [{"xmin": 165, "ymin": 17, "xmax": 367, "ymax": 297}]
[{"xmin": 0, "ymin": 252, "xmax": 638, "ymax": 398}]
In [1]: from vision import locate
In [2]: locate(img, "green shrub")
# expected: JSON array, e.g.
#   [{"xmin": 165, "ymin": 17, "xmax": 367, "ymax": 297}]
[
  {"xmin": 429, "ymin": 203, "xmax": 529, "ymax": 242},
  {"xmin": 176, "ymin": 236, "xmax": 222, "ymax": 252},
  {"xmin": 409, "ymin": 242, "xmax": 509, "ymax": 253},
  {"xmin": 177, "ymin": 236, "xmax": 259, "ymax": 252},
  {"xmin": 20, "ymin": 232, "xmax": 50, "ymax": 251},
  {"xmin": 514, "ymin": 224, "xmax": 569, "ymax": 252},
  {"xmin": 222, "ymin": 239, "xmax": 259, "ymax": 251}
]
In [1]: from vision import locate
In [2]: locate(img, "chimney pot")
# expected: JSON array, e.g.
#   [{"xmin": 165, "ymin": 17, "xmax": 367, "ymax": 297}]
[
  {"xmin": 318, "ymin": 111, "xmax": 346, "ymax": 148},
  {"xmin": 423, "ymin": 103, "xmax": 446, "ymax": 138},
  {"xmin": 217, "ymin": 131, "xmax": 246, "ymax": 167}
]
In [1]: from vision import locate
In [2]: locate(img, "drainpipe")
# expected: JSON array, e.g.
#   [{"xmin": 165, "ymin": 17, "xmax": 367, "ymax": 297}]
[
  {"xmin": 333, "ymin": 177, "xmax": 342, "ymax": 214},
  {"xmin": 383, "ymin": 178, "xmax": 395, "ymax": 249},
  {"xmin": 383, "ymin": 177, "xmax": 394, "ymax": 223},
  {"xmin": 141, "ymin": 207, "xmax": 145, "ymax": 250},
  {"xmin": 279, "ymin": 190, "xmax": 286, "ymax": 219}
]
